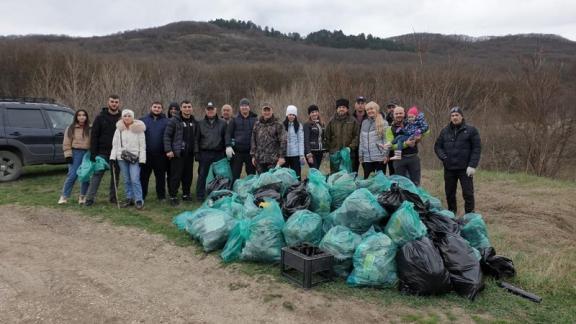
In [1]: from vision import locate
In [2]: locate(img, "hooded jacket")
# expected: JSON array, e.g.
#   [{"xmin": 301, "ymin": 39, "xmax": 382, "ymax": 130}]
[
  {"xmin": 90, "ymin": 107, "xmax": 121, "ymax": 157},
  {"xmin": 434, "ymin": 121, "xmax": 481, "ymax": 170},
  {"xmin": 110, "ymin": 119, "xmax": 147, "ymax": 164},
  {"xmin": 250, "ymin": 115, "xmax": 286, "ymax": 164},
  {"xmin": 140, "ymin": 112, "xmax": 169, "ymax": 155},
  {"xmin": 325, "ymin": 113, "xmax": 359, "ymax": 154},
  {"xmin": 225, "ymin": 111, "xmax": 258, "ymax": 153}
]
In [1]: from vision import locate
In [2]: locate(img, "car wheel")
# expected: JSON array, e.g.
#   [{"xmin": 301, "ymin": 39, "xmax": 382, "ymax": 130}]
[{"xmin": 0, "ymin": 151, "xmax": 23, "ymax": 182}]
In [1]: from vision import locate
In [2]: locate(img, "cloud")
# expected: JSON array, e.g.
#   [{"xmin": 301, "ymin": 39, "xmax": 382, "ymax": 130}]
[{"xmin": 0, "ymin": 0, "xmax": 574, "ymax": 40}]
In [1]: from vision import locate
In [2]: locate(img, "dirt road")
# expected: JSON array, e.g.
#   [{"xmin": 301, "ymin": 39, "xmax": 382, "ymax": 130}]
[{"xmin": 0, "ymin": 205, "xmax": 413, "ymax": 324}]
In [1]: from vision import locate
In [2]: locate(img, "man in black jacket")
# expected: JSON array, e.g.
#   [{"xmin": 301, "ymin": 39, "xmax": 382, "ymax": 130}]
[
  {"xmin": 195, "ymin": 102, "xmax": 227, "ymax": 201},
  {"xmin": 85, "ymin": 95, "xmax": 122, "ymax": 207},
  {"xmin": 225, "ymin": 98, "xmax": 257, "ymax": 183},
  {"xmin": 164, "ymin": 100, "xmax": 197, "ymax": 206},
  {"xmin": 434, "ymin": 106, "xmax": 481, "ymax": 214}
]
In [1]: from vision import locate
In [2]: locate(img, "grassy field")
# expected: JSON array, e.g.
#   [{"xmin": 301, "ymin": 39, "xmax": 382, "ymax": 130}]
[{"xmin": 1, "ymin": 164, "xmax": 574, "ymax": 323}]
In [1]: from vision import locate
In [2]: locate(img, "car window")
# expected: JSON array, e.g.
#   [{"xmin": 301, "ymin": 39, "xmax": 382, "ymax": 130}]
[
  {"xmin": 45, "ymin": 110, "xmax": 73, "ymax": 129},
  {"xmin": 6, "ymin": 108, "xmax": 47, "ymax": 128}
]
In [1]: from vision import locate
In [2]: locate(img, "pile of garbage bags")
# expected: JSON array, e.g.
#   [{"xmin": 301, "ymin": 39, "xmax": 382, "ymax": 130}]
[{"xmin": 172, "ymin": 154, "xmax": 515, "ymax": 301}]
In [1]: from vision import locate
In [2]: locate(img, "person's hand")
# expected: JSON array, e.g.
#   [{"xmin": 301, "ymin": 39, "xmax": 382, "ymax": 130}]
[
  {"xmin": 383, "ymin": 157, "xmax": 389, "ymax": 164},
  {"xmin": 307, "ymin": 155, "xmax": 314, "ymax": 165},
  {"xmin": 414, "ymin": 134, "xmax": 422, "ymax": 141},
  {"xmin": 299, "ymin": 156, "xmax": 306, "ymax": 166},
  {"xmin": 405, "ymin": 139, "xmax": 416, "ymax": 147},
  {"xmin": 277, "ymin": 157, "xmax": 286, "ymax": 167},
  {"xmin": 466, "ymin": 167, "xmax": 476, "ymax": 177},
  {"xmin": 65, "ymin": 157, "xmax": 73, "ymax": 164},
  {"xmin": 166, "ymin": 151, "xmax": 174, "ymax": 159},
  {"xmin": 226, "ymin": 147, "xmax": 235, "ymax": 159},
  {"xmin": 252, "ymin": 157, "xmax": 257, "ymax": 167}
]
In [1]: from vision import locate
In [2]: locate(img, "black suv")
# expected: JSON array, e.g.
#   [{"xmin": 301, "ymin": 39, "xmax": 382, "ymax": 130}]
[{"xmin": 0, "ymin": 97, "xmax": 74, "ymax": 181}]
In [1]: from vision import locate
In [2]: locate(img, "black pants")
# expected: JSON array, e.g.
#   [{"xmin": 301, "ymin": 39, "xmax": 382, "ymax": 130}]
[
  {"xmin": 307, "ymin": 151, "xmax": 324, "ymax": 170},
  {"xmin": 385, "ymin": 150, "xmax": 395, "ymax": 175},
  {"xmin": 393, "ymin": 154, "xmax": 421, "ymax": 186},
  {"xmin": 196, "ymin": 151, "xmax": 226, "ymax": 200},
  {"xmin": 231, "ymin": 151, "xmax": 256, "ymax": 183},
  {"xmin": 444, "ymin": 168, "xmax": 475, "ymax": 214},
  {"xmin": 362, "ymin": 161, "xmax": 386, "ymax": 179},
  {"xmin": 140, "ymin": 153, "xmax": 168, "ymax": 200},
  {"xmin": 285, "ymin": 156, "xmax": 302, "ymax": 179},
  {"xmin": 168, "ymin": 154, "xmax": 194, "ymax": 198},
  {"xmin": 352, "ymin": 148, "xmax": 360, "ymax": 173}
]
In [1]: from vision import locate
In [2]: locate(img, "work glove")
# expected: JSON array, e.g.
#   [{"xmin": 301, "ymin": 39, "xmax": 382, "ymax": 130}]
[
  {"xmin": 466, "ymin": 167, "xmax": 476, "ymax": 177},
  {"xmin": 65, "ymin": 157, "xmax": 73, "ymax": 164},
  {"xmin": 226, "ymin": 147, "xmax": 235, "ymax": 159}
]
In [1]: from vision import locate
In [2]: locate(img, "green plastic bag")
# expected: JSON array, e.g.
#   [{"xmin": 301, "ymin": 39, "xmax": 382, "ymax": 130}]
[
  {"xmin": 417, "ymin": 187, "xmax": 443, "ymax": 211},
  {"xmin": 347, "ymin": 232, "xmax": 398, "ymax": 287},
  {"xmin": 233, "ymin": 174, "xmax": 258, "ymax": 199},
  {"xmin": 319, "ymin": 225, "xmax": 362, "ymax": 277},
  {"xmin": 461, "ymin": 213, "xmax": 491, "ymax": 249},
  {"xmin": 270, "ymin": 167, "xmax": 299, "ymax": 191},
  {"xmin": 221, "ymin": 219, "xmax": 250, "ymax": 263},
  {"xmin": 76, "ymin": 152, "xmax": 109, "ymax": 182},
  {"xmin": 384, "ymin": 201, "xmax": 427, "ymax": 247},
  {"xmin": 434, "ymin": 209, "xmax": 456, "ymax": 219},
  {"xmin": 206, "ymin": 158, "xmax": 233, "ymax": 190},
  {"xmin": 306, "ymin": 168, "xmax": 332, "ymax": 216},
  {"xmin": 389, "ymin": 175, "xmax": 419, "ymax": 195},
  {"xmin": 203, "ymin": 190, "xmax": 245, "ymax": 219},
  {"xmin": 251, "ymin": 169, "xmax": 283, "ymax": 192},
  {"xmin": 327, "ymin": 188, "xmax": 387, "ymax": 234},
  {"xmin": 356, "ymin": 171, "xmax": 392, "ymax": 195},
  {"xmin": 282, "ymin": 210, "xmax": 323, "ymax": 246},
  {"xmin": 243, "ymin": 193, "xmax": 261, "ymax": 219},
  {"xmin": 330, "ymin": 147, "xmax": 352, "ymax": 173},
  {"xmin": 186, "ymin": 208, "xmax": 237, "ymax": 252},
  {"xmin": 240, "ymin": 200, "xmax": 286, "ymax": 263},
  {"xmin": 172, "ymin": 211, "xmax": 194, "ymax": 231},
  {"xmin": 328, "ymin": 171, "xmax": 357, "ymax": 210}
]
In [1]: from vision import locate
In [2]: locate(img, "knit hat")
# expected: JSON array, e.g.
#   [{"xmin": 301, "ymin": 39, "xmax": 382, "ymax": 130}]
[
  {"xmin": 308, "ymin": 104, "xmax": 319, "ymax": 114},
  {"xmin": 286, "ymin": 105, "xmax": 298, "ymax": 116},
  {"xmin": 450, "ymin": 106, "xmax": 463, "ymax": 116},
  {"xmin": 121, "ymin": 109, "xmax": 135, "ymax": 118},
  {"xmin": 336, "ymin": 98, "xmax": 349, "ymax": 109},
  {"xmin": 168, "ymin": 102, "xmax": 180, "ymax": 111},
  {"xmin": 407, "ymin": 106, "xmax": 419, "ymax": 117},
  {"xmin": 239, "ymin": 98, "xmax": 250, "ymax": 106}
]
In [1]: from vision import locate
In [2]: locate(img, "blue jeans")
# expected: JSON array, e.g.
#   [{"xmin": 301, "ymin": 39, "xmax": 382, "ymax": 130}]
[
  {"xmin": 118, "ymin": 160, "xmax": 143, "ymax": 202},
  {"xmin": 61, "ymin": 149, "xmax": 90, "ymax": 198}
]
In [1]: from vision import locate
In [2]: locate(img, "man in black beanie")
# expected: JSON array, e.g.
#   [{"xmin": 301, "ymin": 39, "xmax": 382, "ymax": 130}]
[
  {"xmin": 325, "ymin": 98, "xmax": 359, "ymax": 173},
  {"xmin": 434, "ymin": 106, "xmax": 481, "ymax": 214}
]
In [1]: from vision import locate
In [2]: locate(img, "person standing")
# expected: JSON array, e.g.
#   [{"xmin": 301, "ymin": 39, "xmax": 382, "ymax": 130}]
[
  {"xmin": 359, "ymin": 101, "xmax": 390, "ymax": 179},
  {"xmin": 140, "ymin": 101, "xmax": 169, "ymax": 202},
  {"xmin": 58, "ymin": 109, "xmax": 91, "ymax": 205},
  {"xmin": 195, "ymin": 101, "xmax": 227, "ymax": 201},
  {"xmin": 385, "ymin": 106, "xmax": 425, "ymax": 186},
  {"xmin": 303, "ymin": 104, "xmax": 326, "ymax": 170},
  {"xmin": 434, "ymin": 106, "xmax": 481, "ymax": 214},
  {"xmin": 325, "ymin": 98, "xmax": 359, "ymax": 173},
  {"xmin": 352, "ymin": 96, "xmax": 367, "ymax": 173},
  {"xmin": 250, "ymin": 103, "xmax": 286, "ymax": 173},
  {"xmin": 164, "ymin": 100, "xmax": 197, "ymax": 206},
  {"xmin": 283, "ymin": 105, "xmax": 305, "ymax": 178},
  {"xmin": 225, "ymin": 98, "xmax": 257, "ymax": 182},
  {"xmin": 110, "ymin": 109, "xmax": 146, "ymax": 209},
  {"xmin": 85, "ymin": 95, "xmax": 122, "ymax": 207},
  {"xmin": 221, "ymin": 104, "xmax": 234, "ymax": 124}
]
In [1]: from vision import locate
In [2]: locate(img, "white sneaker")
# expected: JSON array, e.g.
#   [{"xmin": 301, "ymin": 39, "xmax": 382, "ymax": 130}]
[{"xmin": 58, "ymin": 196, "xmax": 68, "ymax": 204}]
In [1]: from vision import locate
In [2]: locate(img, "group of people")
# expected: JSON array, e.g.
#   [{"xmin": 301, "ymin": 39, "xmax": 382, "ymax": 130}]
[{"xmin": 58, "ymin": 94, "xmax": 481, "ymax": 214}]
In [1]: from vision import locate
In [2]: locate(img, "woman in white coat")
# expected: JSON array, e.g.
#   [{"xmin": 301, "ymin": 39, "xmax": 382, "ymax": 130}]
[{"xmin": 110, "ymin": 109, "xmax": 147, "ymax": 209}]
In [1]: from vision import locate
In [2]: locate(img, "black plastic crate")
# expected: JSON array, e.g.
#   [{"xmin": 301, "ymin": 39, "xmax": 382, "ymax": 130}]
[{"xmin": 281, "ymin": 243, "xmax": 334, "ymax": 289}]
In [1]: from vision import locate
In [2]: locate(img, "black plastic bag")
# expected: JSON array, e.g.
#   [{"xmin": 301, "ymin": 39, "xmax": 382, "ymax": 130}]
[
  {"xmin": 253, "ymin": 183, "xmax": 282, "ymax": 206},
  {"xmin": 396, "ymin": 236, "xmax": 451, "ymax": 296},
  {"xmin": 206, "ymin": 176, "xmax": 231, "ymax": 195},
  {"xmin": 377, "ymin": 183, "xmax": 428, "ymax": 215},
  {"xmin": 479, "ymin": 247, "xmax": 516, "ymax": 279},
  {"xmin": 435, "ymin": 234, "xmax": 484, "ymax": 300},
  {"xmin": 282, "ymin": 181, "xmax": 311, "ymax": 218},
  {"xmin": 421, "ymin": 211, "xmax": 460, "ymax": 240}
]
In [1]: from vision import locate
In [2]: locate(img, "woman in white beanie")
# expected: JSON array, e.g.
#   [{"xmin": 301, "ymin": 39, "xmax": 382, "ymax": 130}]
[
  {"xmin": 283, "ymin": 105, "xmax": 305, "ymax": 178},
  {"xmin": 110, "ymin": 109, "xmax": 147, "ymax": 209}
]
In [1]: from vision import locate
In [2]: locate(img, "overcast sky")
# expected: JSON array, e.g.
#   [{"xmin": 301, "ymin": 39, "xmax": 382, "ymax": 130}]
[{"xmin": 1, "ymin": 0, "xmax": 575, "ymax": 40}]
